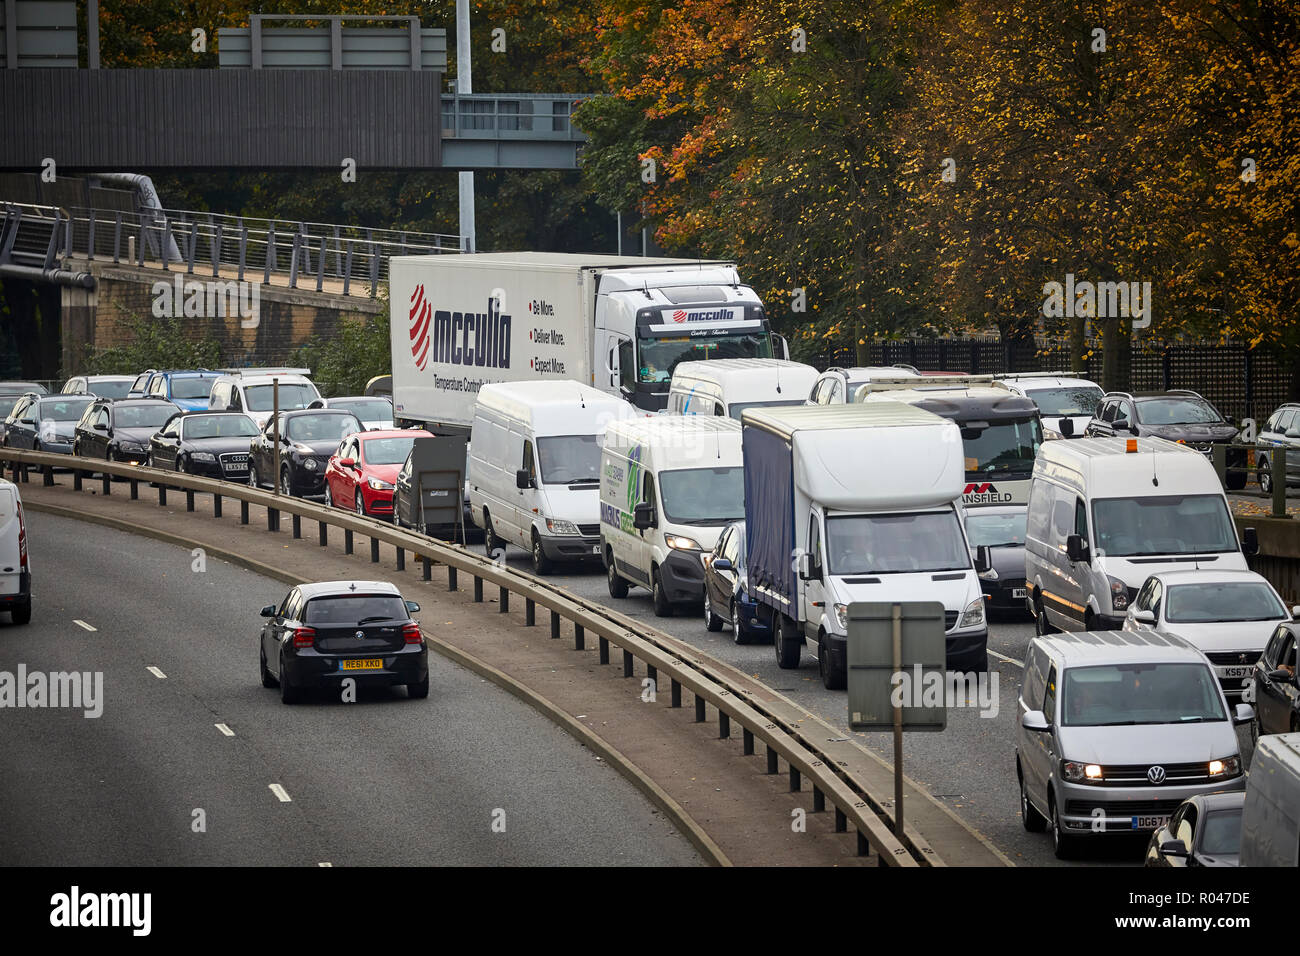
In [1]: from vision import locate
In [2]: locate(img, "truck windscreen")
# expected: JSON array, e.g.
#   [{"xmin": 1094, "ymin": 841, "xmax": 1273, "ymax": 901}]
[
  {"xmin": 826, "ymin": 511, "xmax": 970, "ymax": 575},
  {"xmin": 658, "ymin": 466, "xmax": 746, "ymax": 524},
  {"xmin": 637, "ymin": 332, "xmax": 772, "ymax": 384},
  {"xmin": 962, "ymin": 417, "xmax": 1042, "ymax": 475}
]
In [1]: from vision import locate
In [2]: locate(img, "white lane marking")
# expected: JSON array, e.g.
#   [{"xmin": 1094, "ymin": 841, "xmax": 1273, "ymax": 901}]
[
  {"xmin": 73, "ymin": 620, "xmax": 97, "ymax": 632},
  {"xmin": 215, "ymin": 723, "xmax": 235, "ymax": 737},
  {"xmin": 146, "ymin": 666, "xmax": 167, "ymax": 679},
  {"xmin": 989, "ymin": 648, "xmax": 1021, "ymax": 665},
  {"xmin": 269, "ymin": 783, "xmax": 292, "ymax": 803}
]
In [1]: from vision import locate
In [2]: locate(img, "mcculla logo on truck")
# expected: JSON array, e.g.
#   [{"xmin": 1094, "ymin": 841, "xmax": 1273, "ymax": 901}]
[
  {"xmin": 409, "ymin": 284, "xmax": 512, "ymax": 372},
  {"xmin": 963, "ymin": 482, "xmax": 1014, "ymax": 504}
]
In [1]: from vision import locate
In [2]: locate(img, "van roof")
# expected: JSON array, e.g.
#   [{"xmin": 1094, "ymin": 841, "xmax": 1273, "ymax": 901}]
[
  {"xmin": 857, "ymin": 382, "xmax": 1039, "ymax": 420},
  {"xmin": 607, "ymin": 415, "xmax": 742, "ymax": 443},
  {"xmin": 742, "ymin": 400, "xmax": 949, "ymax": 438},
  {"xmin": 1032, "ymin": 628, "xmax": 1204, "ymax": 667},
  {"xmin": 673, "ymin": 358, "xmax": 815, "ymax": 379},
  {"xmin": 475, "ymin": 380, "xmax": 630, "ymax": 433},
  {"xmin": 1035, "ymin": 436, "xmax": 1216, "ymax": 498}
]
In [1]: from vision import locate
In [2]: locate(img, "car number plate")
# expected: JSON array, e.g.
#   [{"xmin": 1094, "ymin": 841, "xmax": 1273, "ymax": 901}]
[
  {"xmin": 1012, "ymin": 588, "xmax": 1027, "ymax": 599},
  {"xmin": 340, "ymin": 659, "xmax": 383, "ymax": 671},
  {"xmin": 1217, "ymin": 665, "xmax": 1253, "ymax": 679},
  {"xmin": 1132, "ymin": 815, "xmax": 1169, "ymax": 830}
]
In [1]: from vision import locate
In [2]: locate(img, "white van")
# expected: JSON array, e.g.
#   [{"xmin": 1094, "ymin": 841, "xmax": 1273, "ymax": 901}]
[
  {"xmin": 0, "ymin": 478, "xmax": 31, "ymax": 624},
  {"xmin": 208, "ymin": 368, "xmax": 322, "ymax": 429},
  {"xmin": 995, "ymin": 372, "xmax": 1104, "ymax": 439},
  {"xmin": 667, "ymin": 359, "xmax": 819, "ymax": 419},
  {"xmin": 1025, "ymin": 437, "xmax": 1257, "ymax": 634},
  {"xmin": 468, "ymin": 380, "xmax": 635, "ymax": 574},
  {"xmin": 601, "ymin": 416, "xmax": 745, "ymax": 615},
  {"xmin": 1241, "ymin": 732, "xmax": 1300, "ymax": 866}
]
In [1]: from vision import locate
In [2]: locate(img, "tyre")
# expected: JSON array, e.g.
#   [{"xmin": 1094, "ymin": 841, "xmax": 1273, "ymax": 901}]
[
  {"xmin": 260, "ymin": 645, "xmax": 278, "ymax": 688},
  {"xmin": 775, "ymin": 615, "xmax": 801, "ymax": 669},
  {"xmin": 1019, "ymin": 766, "xmax": 1047, "ymax": 832},
  {"xmin": 531, "ymin": 531, "xmax": 553, "ymax": 575},
  {"xmin": 731, "ymin": 600, "xmax": 750, "ymax": 645},
  {"xmin": 355, "ymin": 489, "xmax": 366, "ymax": 517},
  {"xmin": 1035, "ymin": 602, "xmax": 1057, "ymax": 636},
  {"xmin": 175, "ymin": 454, "xmax": 184, "ymax": 473},
  {"xmin": 1226, "ymin": 468, "xmax": 1247, "ymax": 491},
  {"xmin": 651, "ymin": 566, "xmax": 673, "ymax": 617},
  {"xmin": 606, "ymin": 554, "xmax": 629, "ymax": 599},
  {"xmin": 1259, "ymin": 458, "xmax": 1273, "ymax": 494},
  {"xmin": 279, "ymin": 656, "xmax": 301, "ymax": 704},
  {"xmin": 10, "ymin": 600, "xmax": 31, "ymax": 626},
  {"xmin": 703, "ymin": 591, "xmax": 723, "ymax": 631},
  {"xmin": 818, "ymin": 634, "xmax": 845, "ymax": 690},
  {"xmin": 324, "ymin": 483, "xmax": 334, "ymax": 509},
  {"xmin": 1050, "ymin": 797, "xmax": 1077, "ymax": 860},
  {"xmin": 248, "ymin": 463, "xmax": 259, "ymax": 489},
  {"xmin": 408, "ymin": 674, "xmax": 430, "ymax": 699},
  {"xmin": 279, "ymin": 467, "xmax": 293, "ymax": 498},
  {"xmin": 483, "ymin": 511, "xmax": 503, "ymax": 557}
]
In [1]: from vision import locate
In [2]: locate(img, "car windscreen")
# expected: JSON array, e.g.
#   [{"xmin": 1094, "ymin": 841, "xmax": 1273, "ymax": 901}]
[
  {"xmin": 964, "ymin": 511, "xmax": 1027, "ymax": 547},
  {"xmin": 537, "ymin": 434, "xmax": 602, "ymax": 485},
  {"xmin": 962, "ymin": 417, "xmax": 1042, "ymax": 475},
  {"xmin": 637, "ymin": 332, "xmax": 772, "ymax": 384},
  {"xmin": 1135, "ymin": 398, "xmax": 1223, "ymax": 425},
  {"xmin": 1165, "ymin": 581, "xmax": 1287, "ymax": 623},
  {"xmin": 244, "ymin": 383, "xmax": 318, "ymax": 411},
  {"xmin": 303, "ymin": 594, "xmax": 407, "ymax": 625},
  {"xmin": 170, "ymin": 376, "xmax": 218, "ymax": 399},
  {"xmin": 1061, "ymin": 662, "xmax": 1227, "ymax": 726},
  {"xmin": 333, "ymin": 399, "xmax": 392, "ymax": 421},
  {"xmin": 114, "ymin": 404, "xmax": 176, "ymax": 429},
  {"xmin": 657, "ymin": 466, "xmax": 746, "ymax": 525},
  {"xmin": 1093, "ymin": 494, "xmax": 1238, "ymax": 556},
  {"xmin": 39, "ymin": 399, "xmax": 93, "ymax": 421},
  {"xmin": 1199, "ymin": 809, "xmax": 1243, "ymax": 856},
  {"xmin": 826, "ymin": 510, "xmax": 970, "ymax": 574},
  {"xmin": 285, "ymin": 414, "xmax": 361, "ymax": 442},
  {"xmin": 89, "ymin": 380, "xmax": 133, "ymax": 399},
  {"xmin": 183, "ymin": 415, "xmax": 259, "ymax": 439},
  {"xmin": 1024, "ymin": 386, "xmax": 1103, "ymax": 417},
  {"xmin": 727, "ymin": 399, "xmax": 805, "ymax": 420},
  {"xmin": 361, "ymin": 436, "xmax": 415, "ymax": 466},
  {"xmin": 0, "ymin": 396, "xmax": 18, "ymax": 418}
]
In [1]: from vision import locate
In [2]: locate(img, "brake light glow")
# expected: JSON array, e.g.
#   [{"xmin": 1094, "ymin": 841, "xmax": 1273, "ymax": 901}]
[
  {"xmin": 403, "ymin": 623, "xmax": 422, "ymax": 644},
  {"xmin": 292, "ymin": 626, "xmax": 316, "ymax": 648}
]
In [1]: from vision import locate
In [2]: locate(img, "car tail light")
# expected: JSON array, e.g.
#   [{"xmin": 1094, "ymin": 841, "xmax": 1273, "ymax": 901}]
[
  {"xmin": 403, "ymin": 623, "xmax": 422, "ymax": 644},
  {"xmin": 292, "ymin": 626, "xmax": 316, "ymax": 648}
]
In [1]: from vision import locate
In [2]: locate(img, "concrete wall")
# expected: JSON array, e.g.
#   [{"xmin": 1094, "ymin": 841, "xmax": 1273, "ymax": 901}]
[{"xmin": 1237, "ymin": 515, "xmax": 1300, "ymax": 606}]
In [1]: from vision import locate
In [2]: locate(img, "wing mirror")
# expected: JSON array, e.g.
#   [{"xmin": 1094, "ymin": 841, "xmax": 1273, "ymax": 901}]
[
  {"xmin": 339, "ymin": 457, "xmax": 356, "ymax": 468},
  {"xmin": 1021, "ymin": 710, "xmax": 1050, "ymax": 732},
  {"xmin": 515, "ymin": 468, "xmax": 533, "ymax": 489},
  {"xmin": 1158, "ymin": 841, "xmax": 1189, "ymax": 858},
  {"xmin": 1242, "ymin": 527, "xmax": 1259, "ymax": 557},
  {"xmin": 711, "ymin": 557, "xmax": 734, "ymax": 573},
  {"xmin": 632, "ymin": 502, "xmax": 654, "ymax": 530},
  {"xmin": 1112, "ymin": 417, "xmax": 1131, "ymax": 432},
  {"xmin": 1131, "ymin": 609, "xmax": 1156, "ymax": 625},
  {"xmin": 974, "ymin": 544, "xmax": 992, "ymax": 574},
  {"xmin": 1065, "ymin": 533, "xmax": 1091, "ymax": 564},
  {"xmin": 259, "ymin": 604, "xmax": 276, "ymax": 617},
  {"xmin": 1234, "ymin": 703, "xmax": 1256, "ymax": 725},
  {"xmin": 405, "ymin": 600, "xmax": 421, "ymax": 614}
]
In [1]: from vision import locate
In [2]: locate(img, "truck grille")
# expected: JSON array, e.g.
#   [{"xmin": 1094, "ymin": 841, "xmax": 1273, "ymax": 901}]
[
  {"xmin": 1205, "ymin": 650, "xmax": 1262, "ymax": 667},
  {"xmin": 944, "ymin": 610, "xmax": 958, "ymax": 631},
  {"xmin": 1095, "ymin": 761, "xmax": 1220, "ymax": 787},
  {"xmin": 578, "ymin": 523, "xmax": 600, "ymax": 536}
]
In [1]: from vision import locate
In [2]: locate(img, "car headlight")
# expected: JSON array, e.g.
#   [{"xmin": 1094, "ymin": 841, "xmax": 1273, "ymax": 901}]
[
  {"xmin": 366, "ymin": 476, "xmax": 394, "ymax": 491},
  {"xmin": 959, "ymin": 596, "xmax": 985, "ymax": 628},
  {"xmin": 191, "ymin": 451, "xmax": 216, "ymax": 462},
  {"xmin": 665, "ymin": 534, "xmax": 702, "ymax": 551},
  {"xmin": 1108, "ymin": 575, "xmax": 1130, "ymax": 612},
  {"xmin": 545, "ymin": 518, "xmax": 579, "ymax": 535},
  {"xmin": 119, "ymin": 441, "xmax": 147, "ymax": 453},
  {"xmin": 979, "ymin": 565, "xmax": 999, "ymax": 581},
  {"xmin": 834, "ymin": 603, "xmax": 848, "ymax": 630},
  {"xmin": 39, "ymin": 422, "xmax": 57, "ymax": 443},
  {"xmin": 1062, "ymin": 760, "xmax": 1104, "ymax": 783},
  {"xmin": 1209, "ymin": 756, "xmax": 1241, "ymax": 777}
]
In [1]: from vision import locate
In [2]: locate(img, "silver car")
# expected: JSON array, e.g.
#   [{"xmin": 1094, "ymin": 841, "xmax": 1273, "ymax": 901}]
[{"xmin": 1016, "ymin": 629, "xmax": 1253, "ymax": 860}]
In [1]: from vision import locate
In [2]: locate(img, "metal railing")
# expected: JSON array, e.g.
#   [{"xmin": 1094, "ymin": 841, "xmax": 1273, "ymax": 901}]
[
  {"xmin": 1, "ymin": 201, "xmax": 462, "ymax": 296},
  {"xmin": 0, "ymin": 446, "xmax": 942, "ymax": 867},
  {"xmin": 442, "ymin": 93, "xmax": 590, "ymax": 140},
  {"xmin": 1214, "ymin": 442, "xmax": 1292, "ymax": 517}
]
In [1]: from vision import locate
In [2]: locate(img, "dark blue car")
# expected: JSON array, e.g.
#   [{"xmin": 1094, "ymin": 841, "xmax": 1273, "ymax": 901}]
[{"xmin": 702, "ymin": 520, "xmax": 772, "ymax": 644}]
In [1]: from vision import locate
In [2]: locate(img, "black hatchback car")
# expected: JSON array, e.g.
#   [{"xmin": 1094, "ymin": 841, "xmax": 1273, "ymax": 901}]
[
  {"xmin": 702, "ymin": 521, "xmax": 771, "ymax": 644},
  {"xmin": 73, "ymin": 398, "xmax": 179, "ymax": 466},
  {"xmin": 258, "ymin": 580, "xmax": 428, "ymax": 703},
  {"xmin": 1251, "ymin": 621, "xmax": 1299, "ymax": 739},
  {"xmin": 248, "ymin": 408, "xmax": 362, "ymax": 498},
  {"xmin": 1086, "ymin": 390, "xmax": 1245, "ymax": 488},
  {"xmin": 1144, "ymin": 791, "xmax": 1244, "ymax": 867},
  {"xmin": 148, "ymin": 410, "xmax": 261, "ymax": 479}
]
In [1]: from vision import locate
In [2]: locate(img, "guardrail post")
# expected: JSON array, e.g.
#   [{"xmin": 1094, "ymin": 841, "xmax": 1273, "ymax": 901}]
[
  {"xmin": 719, "ymin": 712, "xmax": 730, "ymax": 739},
  {"xmin": 43, "ymin": 466, "xmax": 53, "ymax": 487},
  {"xmin": 524, "ymin": 597, "xmax": 534, "ymax": 625},
  {"xmin": 767, "ymin": 745, "xmax": 778, "ymax": 774},
  {"xmin": 790, "ymin": 767, "xmax": 801, "ymax": 792},
  {"xmin": 858, "ymin": 833, "xmax": 870, "ymax": 858},
  {"xmin": 19, "ymin": 462, "xmax": 28, "ymax": 483},
  {"xmin": 1213, "ymin": 443, "xmax": 1227, "ymax": 485},
  {"xmin": 598, "ymin": 635, "xmax": 608, "ymax": 664},
  {"xmin": 448, "ymin": 567, "xmax": 457, "ymax": 591},
  {"xmin": 185, "ymin": 489, "xmax": 195, "ymax": 511},
  {"xmin": 344, "ymin": 529, "xmax": 353, "ymax": 554},
  {"xmin": 396, "ymin": 547, "xmax": 405, "ymax": 571},
  {"xmin": 101, "ymin": 473, "xmax": 111, "ymax": 495},
  {"xmin": 550, "ymin": 610, "xmax": 559, "ymax": 638},
  {"xmin": 1274, "ymin": 449, "xmax": 1287, "ymax": 518},
  {"xmin": 671, "ymin": 680, "xmax": 681, "ymax": 708},
  {"xmin": 498, "ymin": 585, "xmax": 508, "ymax": 612},
  {"xmin": 240, "ymin": 500, "xmax": 249, "ymax": 524},
  {"xmin": 473, "ymin": 576, "xmax": 483, "ymax": 602},
  {"xmin": 743, "ymin": 728, "xmax": 754, "ymax": 755},
  {"xmin": 213, "ymin": 494, "xmax": 222, "ymax": 518},
  {"xmin": 158, "ymin": 485, "xmax": 166, "ymax": 506},
  {"xmin": 813, "ymin": 787, "xmax": 825, "ymax": 813},
  {"xmin": 422, "ymin": 556, "xmax": 431, "ymax": 581},
  {"xmin": 268, "ymin": 508, "xmax": 278, "ymax": 531},
  {"xmin": 695, "ymin": 695, "xmax": 706, "ymax": 722},
  {"xmin": 73, "ymin": 470, "xmax": 82, "ymax": 491},
  {"xmin": 574, "ymin": 624, "xmax": 584, "ymax": 650},
  {"xmin": 319, "ymin": 522, "xmax": 328, "ymax": 546},
  {"xmin": 129, "ymin": 478, "xmax": 137, "ymax": 499},
  {"xmin": 621, "ymin": 649, "xmax": 632, "ymax": 677},
  {"xmin": 292, "ymin": 514, "xmax": 301, "ymax": 539},
  {"xmin": 370, "ymin": 538, "xmax": 379, "ymax": 562},
  {"xmin": 835, "ymin": 808, "xmax": 847, "ymax": 832}
]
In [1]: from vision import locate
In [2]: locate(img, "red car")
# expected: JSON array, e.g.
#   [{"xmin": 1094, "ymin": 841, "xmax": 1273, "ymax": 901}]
[{"xmin": 324, "ymin": 428, "xmax": 433, "ymax": 518}]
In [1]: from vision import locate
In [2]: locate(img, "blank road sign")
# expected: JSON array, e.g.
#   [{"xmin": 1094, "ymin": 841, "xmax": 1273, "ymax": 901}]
[{"xmin": 846, "ymin": 601, "xmax": 947, "ymax": 733}]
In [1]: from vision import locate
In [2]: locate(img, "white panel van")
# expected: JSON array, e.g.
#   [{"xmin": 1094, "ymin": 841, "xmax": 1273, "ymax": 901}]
[
  {"xmin": 0, "ymin": 478, "xmax": 31, "ymax": 624},
  {"xmin": 667, "ymin": 359, "xmax": 819, "ymax": 419}
]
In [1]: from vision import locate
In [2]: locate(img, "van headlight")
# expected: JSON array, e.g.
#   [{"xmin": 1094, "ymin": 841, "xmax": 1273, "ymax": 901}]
[
  {"xmin": 1063, "ymin": 760, "xmax": 1104, "ymax": 783},
  {"xmin": 959, "ymin": 597, "xmax": 985, "ymax": 628},
  {"xmin": 1108, "ymin": 576, "xmax": 1130, "ymax": 611},
  {"xmin": 665, "ymin": 534, "xmax": 702, "ymax": 551},
  {"xmin": 834, "ymin": 603, "xmax": 849, "ymax": 630},
  {"xmin": 545, "ymin": 518, "xmax": 579, "ymax": 535},
  {"xmin": 1208, "ymin": 756, "xmax": 1241, "ymax": 777}
]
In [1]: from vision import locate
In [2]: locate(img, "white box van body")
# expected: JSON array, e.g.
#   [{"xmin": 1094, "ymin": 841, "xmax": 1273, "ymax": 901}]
[
  {"xmin": 208, "ymin": 368, "xmax": 322, "ymax": 430},
  {"xmin": 1025, "ymin": 437, "xmax": 1253, "ymax": 632},
  {"xmin": 600, "ymin": 417, "xmax": 745, "ymax": 615},
  {"xmin": 855, "ymin": 376, "xmax": 1043, "ymax": 511},
  {"xmin": 667, "ymin": 359, "xmax": 819, "ymax": 419},
  {"xmin": 741, "ymin": 403, "xmax": 987, "ymax": 687},
  {"xmin": 995, "ymin": 372, "xmax": 1104, "ymax": 439},
  {"xmin": 468, "ymin": 380, "xmax": 635, "ymax": 573},
  {"xmin": 1241, "ymin": 732, "xmax": 1300, "ymax": 866},
  {"xmin": 389, "ymin": 253, "xmax": 786, "ymax": 433},
  {"xmin": 0, "ymin": 478, "xmax": 31, "ymax": 624}
]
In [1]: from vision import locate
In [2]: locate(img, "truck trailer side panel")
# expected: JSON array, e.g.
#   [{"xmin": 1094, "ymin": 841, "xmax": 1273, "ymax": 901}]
[{"xmin": 743, "ymin": 423, "xmax": 796, "ymax": 615}]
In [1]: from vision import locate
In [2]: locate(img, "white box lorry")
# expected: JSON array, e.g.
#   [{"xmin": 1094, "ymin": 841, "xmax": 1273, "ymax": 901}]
[
  {"xmin": 389, "ymin": 252, "xmax": 784, "ymax": 433},
  {"xmin": 741, "ymin": 402, "xmax": 989, "ymax": 688}
]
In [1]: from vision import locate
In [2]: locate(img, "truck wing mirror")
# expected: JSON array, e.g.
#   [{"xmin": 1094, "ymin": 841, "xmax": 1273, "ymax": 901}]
[
  {"xmin": 516, "ymin": 468, "xmax": 533, "ymax": 489},
  {"xmin": 1065, "ymin": 534, "xmax": 1090, "ymax": 564},
  {"xmin": 632, "ymin": 502, "xmax": 654, "ymax": 531},
  {"xmin": 974, "ymin": 545, "xmax": 992, "ymax": 574}
]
